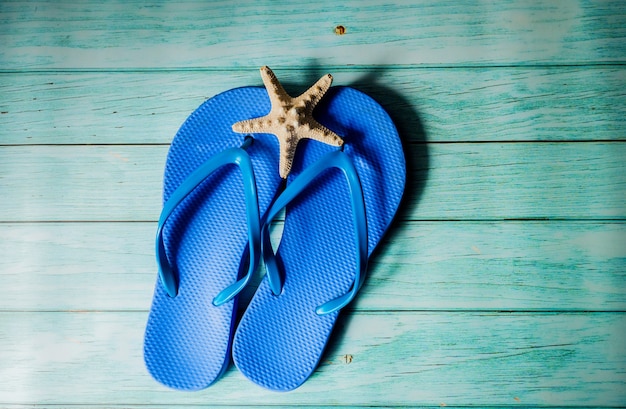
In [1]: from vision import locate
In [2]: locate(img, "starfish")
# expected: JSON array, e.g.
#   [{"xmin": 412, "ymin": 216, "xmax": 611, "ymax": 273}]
[{"xmin": 232, "ymin": 66, "xmax": 344, "ymax": 179}]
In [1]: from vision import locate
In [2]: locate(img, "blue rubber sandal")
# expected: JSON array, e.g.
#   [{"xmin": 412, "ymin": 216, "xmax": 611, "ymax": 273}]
[
  {"xmin": 232, "ymin": 85, "xmax": 406, "ymax": 391},
  {"xmin": 143, "ymin": 87, "xmax": 283, "ymax": 390}
]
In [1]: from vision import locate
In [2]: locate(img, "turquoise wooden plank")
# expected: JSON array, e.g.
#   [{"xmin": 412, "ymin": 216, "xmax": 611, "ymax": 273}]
[
  {"xmin": 4, "ymin": 403, "xmax": 584, "ymax": 409},
  {"xmin": 0, "ymin": 402, "xmax": 601, "ymax": 409},
  {"xmin": 4, "ymin": 403, "xmax": 552, "ymax": 409},
  {"xmin": 2, "ymin": 221, "xmax": 625, "ymax": 311},
  {"xmin": 0, "ymin": 407, "xmax": 598, "ymax": 409},
  {"xmin": 0, "ymin": 407, "xmax": 616, "ymax": 409},
  {"xmin": 0, "ymin": 311, "xmax": 623, "ymax": 405},
  {"xmin": 1, "ymin": 0, "xmax": 625, "ymax": 69},
  {"xmin": 1, "ymin": 406, "xmax": 615, "ymax": 409},
  {"xmin": 1, "ymin": 143, "xmax": 623, "ymax": 222},
  {"xmin": 0, "ymin": 145, "xmax": 161, "ymax": 222},
  {"xmin": 1, "ymin": 67, "xmax": 625, "ymax": 145},
  {"xmin": 1, "ymin": 407, "xmax": 618, "ymax": 409}
]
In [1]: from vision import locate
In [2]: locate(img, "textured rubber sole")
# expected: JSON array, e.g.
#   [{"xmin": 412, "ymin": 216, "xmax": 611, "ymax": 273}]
[
  {"xmin": 144, "ymin": 87, "xmax": 282, "ymax": 391},
  {"xmin": 232, "ymin": 86, "xmax": 406, "ymax": 391}
]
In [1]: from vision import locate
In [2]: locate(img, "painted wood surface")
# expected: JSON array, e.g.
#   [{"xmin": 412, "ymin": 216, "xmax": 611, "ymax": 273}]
[
  {"xmin": 1, "ymin": 68, "xmax": 625, "ymax": 145},
  {"xmin": 1, "ymin": 221, "xmax": 625, "ymax": 311},
  {"xmin": 1, "ymin": 311, "xmax": 625, "ymax": 406},
  {"xmin": 1, "ymin": 0, "xmax": 625, "ymax": 407},
  {"xmin": 1, "ymin": 0, "xmax": 625, "ymax": 69},
  {"xmin": 1, "ymin": 143, "xmax": 624, "ymax": 221}
]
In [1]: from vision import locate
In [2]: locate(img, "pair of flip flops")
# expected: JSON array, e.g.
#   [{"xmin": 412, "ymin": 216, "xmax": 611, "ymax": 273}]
[{"xmin": 143, "ymin": 67, "xmax": 406, "ymax": 391}]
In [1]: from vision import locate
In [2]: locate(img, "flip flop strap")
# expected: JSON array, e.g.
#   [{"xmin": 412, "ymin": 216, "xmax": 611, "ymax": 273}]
[
  {"xmin": 156, "ymin": 138, "xmax": 261, "ymax": 306},
  {"xmin": 261, "ymin": 150, "xmax": 368, "ymax": 315}
]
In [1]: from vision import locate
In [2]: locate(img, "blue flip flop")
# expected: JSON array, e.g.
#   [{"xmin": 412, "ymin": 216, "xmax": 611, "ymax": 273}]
[
  {"xmin": 143, "ymin": 87, "xmax": 283, "ymax": 390},
  {"xmin": 232, "ymin": 85, "xmax": 406, "ymax": 391}
]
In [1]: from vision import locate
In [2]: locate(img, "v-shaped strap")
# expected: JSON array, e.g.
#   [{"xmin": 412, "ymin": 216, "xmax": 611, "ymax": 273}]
[
  {"xmin": 155, "ymin": 138, "xmax": 261, "ymax": 306},
  {"xmin": 261, "ymin": 150, "xmax": 368, "ymax": 315}
]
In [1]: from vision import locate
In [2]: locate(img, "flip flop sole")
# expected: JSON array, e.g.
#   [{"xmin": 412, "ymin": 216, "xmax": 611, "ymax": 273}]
[
  {"xmin": 233, "ymin": 86, "xmax": 406, "ymax": 391},
  {"xmin": 144, "ymin": 87, "xmax": 281, "ymax": 390}
]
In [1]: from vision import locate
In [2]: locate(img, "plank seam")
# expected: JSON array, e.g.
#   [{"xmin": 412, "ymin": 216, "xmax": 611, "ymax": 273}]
[
  {"xmin": 2, "ymin": 141, "xmax": 626, "ymax": 149},
  {"xmin": 0, "ymin": 405, "xmax": 623, "ymax": 409},
  {"xmin": 1, "ymin": 62, "xmax": 625, "ymax": 74},
  {"xmin": 1, "ymin": 218, "xmax": 625, "ymax": 223},
  {"xmin": 1, "ymin": 310, "xmax": 624, "ymax": 314}
]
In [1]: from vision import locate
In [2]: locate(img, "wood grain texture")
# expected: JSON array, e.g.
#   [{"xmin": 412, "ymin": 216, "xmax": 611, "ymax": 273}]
[
  {"xmin": 1, "ymin": 311, "xmax": 624, "ymax": 406},
  {"xmin": 1, "ymin": 143, "xmax": 623, "ymax": 222},
  {"xmin": 1, "ymin": 0, "xmax": 625, "ymax": 69},
  {"xmin": 3, "ymin": 0, "xmax": 626, "ymax": 407},
  {"xmin": 2, "ymin": 221, "xmax": 625, "ymax": 311},
  {"xmin": 1, "ymin": 67, "xmax": 625, "ymax": 145},
  {"xmin": 4, "ymin": 407, "xmax": 547, "ymax": 409},
  {"xmin": 4, "ymin": 400, "xmax": 613, "ymax": 409},
  {"xmin": 4, "ymin": 401, "xmax": 572, "ymax": 409}
]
